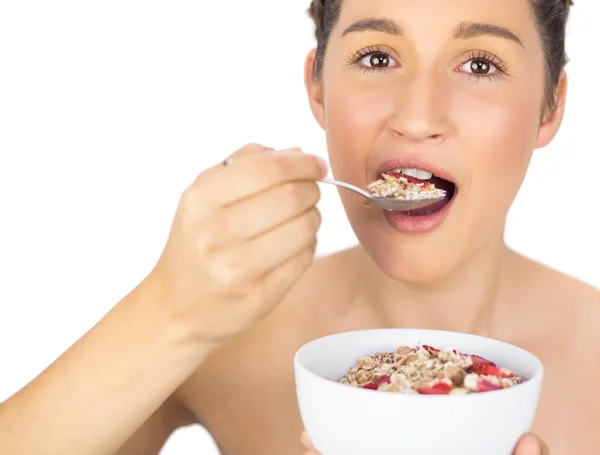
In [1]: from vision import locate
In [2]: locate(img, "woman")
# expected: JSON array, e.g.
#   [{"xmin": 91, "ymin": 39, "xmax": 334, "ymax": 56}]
[{"xmin": 0, "ymin": 0, "xmax": 597, "ymax": 454}]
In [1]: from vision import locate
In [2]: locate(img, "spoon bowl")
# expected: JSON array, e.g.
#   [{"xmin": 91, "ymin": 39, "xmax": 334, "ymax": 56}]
[{"xmin": 318, "ymin": 178, "xmax": 445, "ymax": 212}]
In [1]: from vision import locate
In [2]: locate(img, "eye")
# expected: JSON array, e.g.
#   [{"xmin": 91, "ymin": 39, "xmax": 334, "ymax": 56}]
[
  {"xmin": 459, "ymin": 58, "xmax": 498, "ymax": 76},
  {"xmin": 360, "ymin": 52, "xmax": 398, "ymax": 69},
  {"xmin": 455, "ymin": 50, "xmax": 508, "ymax": 80},
  {"xmin": 347, "ymin": 46, "xmax": 400, "ymax": 73}
]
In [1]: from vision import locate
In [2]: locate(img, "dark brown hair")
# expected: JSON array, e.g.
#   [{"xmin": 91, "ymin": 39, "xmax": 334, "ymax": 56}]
[{"xmin": 308, "ymin": 0, "xmax": 573, "ymax": 111}]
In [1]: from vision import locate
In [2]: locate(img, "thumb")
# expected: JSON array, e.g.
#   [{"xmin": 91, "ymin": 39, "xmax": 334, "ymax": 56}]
[{"xmin": 514, "ymin": 433, "xmax": 549, "ymax": 455}]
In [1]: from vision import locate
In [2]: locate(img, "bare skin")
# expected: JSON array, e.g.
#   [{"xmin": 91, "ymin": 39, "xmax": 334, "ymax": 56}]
[
  {"xmin": 1, "ymin": 0, "xmax": 597, "ymax": 454},
  {"xmin": 0, "ymin": 146, "xmax": 328, "ymax": 455},
  {"xmin": 174, "ymin": 246, "xmax": 600, "ymax": 455}
]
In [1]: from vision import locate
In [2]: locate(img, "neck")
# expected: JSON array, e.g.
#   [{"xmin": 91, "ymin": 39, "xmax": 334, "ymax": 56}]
[{"xmin": 359, "ymin": 239, "xmax": 513, "ymax": 337}]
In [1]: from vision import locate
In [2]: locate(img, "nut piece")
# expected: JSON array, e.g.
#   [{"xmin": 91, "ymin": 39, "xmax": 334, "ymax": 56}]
[
  {"xmin": 450, "ymin": 387, "xmax": 470, "ymax": 395},
  {"xmin": 358, "ymin": 357, "xmax": 375, "ymax": 370},
  {"xmin": 396, "ymin": 346, "xmax": 414, "ymax": 356}
]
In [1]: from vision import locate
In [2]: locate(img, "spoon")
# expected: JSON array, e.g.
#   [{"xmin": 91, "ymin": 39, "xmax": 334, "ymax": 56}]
[{"xmin": 318, "ymin": 178, "xmax": 445, "ymax": 211}]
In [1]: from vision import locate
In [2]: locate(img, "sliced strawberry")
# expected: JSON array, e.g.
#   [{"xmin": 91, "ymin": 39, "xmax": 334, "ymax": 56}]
[
  {"xmin": 361, "ymin": 375, "xmax": 391, "ymax": 390},
  {"xmin": 386, "ymin": 171, "xmax": 403, "ymax": 179},
  {"xmin": 469, "ymin": 355, "xmax": 496, "ymax": 367},
  {"xmin": 470, "ymin": 364, "xmax": 513, "ymax": 378},
  {"xmin": 377, "ymin": 375, "xmax": 392, "ymax": 385},
  {"xmin": 386, "ymin": 171, "xmax": 423, "ymax": 184},
  {"xmin": 417, "ymin": 382, "xmax": 452, "ymax": 395},
  {"xmin": 422, "ymin": 344, "xmax": 440, "ymax": 353},
  {"xmin": 477, "ymin": 379, "xmax": 503, "ymax": 392}
]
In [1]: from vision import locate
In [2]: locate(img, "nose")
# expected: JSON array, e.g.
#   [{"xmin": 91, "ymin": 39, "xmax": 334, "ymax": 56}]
[{"xmin": 388, "ymin": 70, "xmax": 451, "ymax": 143}]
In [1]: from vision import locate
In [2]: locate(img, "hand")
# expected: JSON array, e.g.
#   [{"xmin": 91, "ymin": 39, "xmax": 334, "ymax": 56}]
[
  {"xmin": 150, "ymin": 144, "xmax": 327, "ymax": 345},
  {"xmin": 300, "ymin": 430, "xmax": 549, "ymax": 454}
]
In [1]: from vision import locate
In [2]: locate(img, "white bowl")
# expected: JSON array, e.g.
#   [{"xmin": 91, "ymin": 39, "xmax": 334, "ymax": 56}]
[{"xmin": 294, "ymin": 329, "xmax": 543, "ymax": 455}]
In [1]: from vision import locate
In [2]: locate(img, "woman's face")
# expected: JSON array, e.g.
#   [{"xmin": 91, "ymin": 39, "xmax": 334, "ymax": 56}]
[{"xmin": 306, "ymin": 0, "xmax": 565, "ymax": 283}]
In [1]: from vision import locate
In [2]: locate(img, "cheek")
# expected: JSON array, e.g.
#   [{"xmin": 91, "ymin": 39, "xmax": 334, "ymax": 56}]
[
  {"xmin": 324, "ymin": 82, "xmax": 392, "ymax": 183},
  {"xmin": 323, "ymin": 82, "xmax": 397, "ymax": 249},
  {"xmin": 453, "ymin": 86, "xmax": 541, "ymax": 213}
]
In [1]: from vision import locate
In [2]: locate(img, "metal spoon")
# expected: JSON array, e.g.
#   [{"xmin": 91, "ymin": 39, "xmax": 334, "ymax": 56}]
[{"xmin": 318, "ymin": 178, "xmax": 444, "ymax": 211}]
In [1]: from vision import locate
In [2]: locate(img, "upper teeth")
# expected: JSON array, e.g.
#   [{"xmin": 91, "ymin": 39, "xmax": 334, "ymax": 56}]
[{"xmin": 391, "ymin": 168, "xmax": 433, "ymax": 180}]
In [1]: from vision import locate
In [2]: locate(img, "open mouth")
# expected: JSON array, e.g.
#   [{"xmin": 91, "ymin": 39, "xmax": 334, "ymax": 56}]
[{"xmin": 369, "ymin": 167, "xmax": 457, "ymax": 216}]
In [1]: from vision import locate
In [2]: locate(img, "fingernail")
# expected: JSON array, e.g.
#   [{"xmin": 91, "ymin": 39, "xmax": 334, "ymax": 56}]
[
  {"xmin": 316, "ymin": 156, "xmax": 328, "ymax": 177},
  {"xmin": 301, "ymin": 432, "xmax": 315, "ymax": 451},
  {"xmin": 516, "ymin": 434, "xmax": 544, "ymax": 455}
]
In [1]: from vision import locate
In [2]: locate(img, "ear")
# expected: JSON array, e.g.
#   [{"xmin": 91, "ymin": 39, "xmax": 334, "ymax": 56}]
[
  {"xmin": 304, "ymin": 49, "xmax": 326, "ymax": 130},
  {"xmin": 535, "ymin": 70, "xmax": 568, "ymax": 149}
]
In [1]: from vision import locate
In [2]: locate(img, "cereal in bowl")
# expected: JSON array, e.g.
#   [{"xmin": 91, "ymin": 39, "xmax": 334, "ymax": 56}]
[{"xmin": 339, "ymin": 345, "xmax": 524, "ymax": 395}]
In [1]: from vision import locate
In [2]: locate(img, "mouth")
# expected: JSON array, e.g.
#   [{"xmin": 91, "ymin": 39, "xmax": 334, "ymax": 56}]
[{"xmin": 372, "ymin": 158, "xmax": 458, "ymax": 217}]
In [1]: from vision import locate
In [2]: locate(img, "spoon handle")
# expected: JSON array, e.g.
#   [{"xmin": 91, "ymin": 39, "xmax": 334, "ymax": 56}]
[{"xmin": 318, "ymin": 178, "xmax": 371, "ymax": 199}]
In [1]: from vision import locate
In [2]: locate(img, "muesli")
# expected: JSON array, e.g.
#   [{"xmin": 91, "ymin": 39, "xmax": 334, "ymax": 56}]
[
  {"xmin": 367, "ymin": 171, "xmax": 446, "ymax": 201},
  {"xmin": 339, "ymin": 345, "xmax": 524, "ymax": 394}
]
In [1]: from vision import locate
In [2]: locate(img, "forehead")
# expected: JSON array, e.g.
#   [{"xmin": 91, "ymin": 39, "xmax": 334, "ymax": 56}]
[{"xmin": 335, "ymin": 0, "xmax": 538, "ymax": 45}]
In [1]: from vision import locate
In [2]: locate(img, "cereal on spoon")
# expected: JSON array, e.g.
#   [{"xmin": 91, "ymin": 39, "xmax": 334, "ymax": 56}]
[{"xmin": 367, "ymin": 171, "xmax": 447, "ymax": 201}]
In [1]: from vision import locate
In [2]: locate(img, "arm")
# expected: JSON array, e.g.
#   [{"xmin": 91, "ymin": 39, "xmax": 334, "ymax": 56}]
[
  {"xmin": 0, "ymin": 144, "xmax": 325, "ymax": 455},
  {"xmin": 114, "ymin": 393, "xmax": 197, "ymax": 455},
  {"xmin": 0, "ymin": 276, "xmax": 208, "ymax": 455}
]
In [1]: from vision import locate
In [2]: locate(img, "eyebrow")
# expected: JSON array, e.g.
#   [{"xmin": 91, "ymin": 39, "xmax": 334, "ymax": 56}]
[
  {"xmin": 454, "ymin": 22, "xmax": 524, "ymax": 48},
  {"xmin": 341, "ymin": 18, "xmax": 402, "ymax": 37},
  {"xmin": 341, "ymin": 17, "xmax": 524, "ymax": 48}
]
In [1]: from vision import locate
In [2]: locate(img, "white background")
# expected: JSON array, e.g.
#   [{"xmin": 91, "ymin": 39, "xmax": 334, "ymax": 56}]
[{"xmin": 0, "ymin": 1, "xmax": 598, "ymax": 454}]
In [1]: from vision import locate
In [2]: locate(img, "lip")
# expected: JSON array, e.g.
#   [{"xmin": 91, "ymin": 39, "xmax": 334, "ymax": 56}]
[
  {"xmin": 373, "ymin": 156, "xmax": 457, "ymax": 185},
  {"xmin": 382, "ymin": 188, "xmax": 458, "ymax": 234}
]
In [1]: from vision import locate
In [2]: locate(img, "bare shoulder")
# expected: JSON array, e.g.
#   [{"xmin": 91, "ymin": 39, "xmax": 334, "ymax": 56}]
[
  {"xmin": 509, "ymin": 249, "xmax": 600, "ymax": 324},
  {"xmin": 522, "ymin": 251, "xmax": 600, "ymax": 348},
  {"xmin": 510, "ymin": 252, "xmax": 600, "ymax": 452},
  {"xmin": 504, "ymin": 250, "xmax": 600, "ymax": 366}
]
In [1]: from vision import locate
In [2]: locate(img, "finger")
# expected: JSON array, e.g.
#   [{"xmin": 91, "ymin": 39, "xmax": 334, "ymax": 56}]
[
  {"xmin": 211, "ymin": 143, "xmax": 273, "ymax": 170},
  {"xmin": 222, "ymin": 143, "xmax": 302, "ymax": 162},
  {"xmin": 202, "ymin": 181, "xmax": 321, "ymax": 248},
  {"xmin": 232, "ymin": 207, "xmax": 321, "ymax": 278},
  {"xmin": 199, "ymin": 148, "xmax": 327, "ymax": 208},
  {"xmin": 301, "ymin": 430, "xmax": 316, "ymax": 452},
  {"xmin": 181, "ymin": 144, "xmax": 273, "ymax": 218},
  {"xmin": 207, "ymin": 206, "xmax": 319, "ymax": 283},
  {"xmin": 257, "ymin": 237, "xmax": 317, "ymax": 311},
  {"xmin": 514, "ymin": 433, "xmax": 548, "ymax": 455},
  {"xmin": 197, "ymin": 143, "xmax": 273, "ymax": 185}
]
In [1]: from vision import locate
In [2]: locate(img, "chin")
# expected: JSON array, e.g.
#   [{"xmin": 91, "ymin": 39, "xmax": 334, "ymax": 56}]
[
  {"xmin": 342, "ymin": 197, "xmax": 473, "ymax": 285},
  {"xmin": 360, "ymin": 234, "xmax": 457, "ymax": 284}
]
